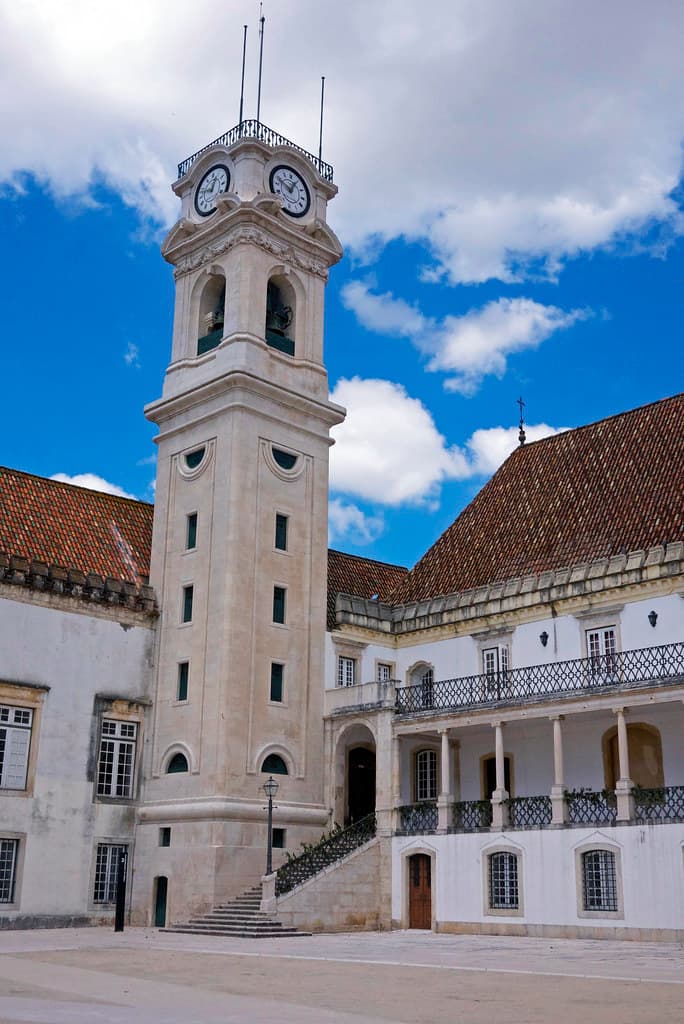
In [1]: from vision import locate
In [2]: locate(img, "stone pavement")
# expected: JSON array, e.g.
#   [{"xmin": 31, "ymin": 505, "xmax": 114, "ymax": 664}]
[{"xmin": 0, "ymin": 927, "xmax": 682, "ymax": 1023}]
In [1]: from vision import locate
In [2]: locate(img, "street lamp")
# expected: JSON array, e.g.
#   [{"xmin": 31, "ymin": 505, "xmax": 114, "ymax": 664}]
[{"xmin": 262, "ymin": 775, "xmax": 280, "ymax": 875}]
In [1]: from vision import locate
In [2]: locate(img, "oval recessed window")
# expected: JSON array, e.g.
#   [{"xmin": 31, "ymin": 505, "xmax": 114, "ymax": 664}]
[
  {"xmin": 272, "ymin": 447, "xmax": 297, "ymax": 470},
  {"xmin": 185, "ymin": 448, "xmax": 205, "ymax": 470}
]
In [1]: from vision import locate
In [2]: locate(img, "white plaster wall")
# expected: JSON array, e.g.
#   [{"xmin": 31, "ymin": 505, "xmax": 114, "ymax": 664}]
[
  {"xmin": 0, "ymin": 595, "xmax": 153, "ymax": 922},
  {"xmin": 393, "ymin": 824, "xmax": 684, "ymax": 936}
]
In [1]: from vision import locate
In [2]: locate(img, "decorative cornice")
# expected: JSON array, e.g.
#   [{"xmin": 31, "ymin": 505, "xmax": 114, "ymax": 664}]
[
  {"xmin": 334, "ymin": 542, "xmax": 684, "ymax": 636},
  {"xmin": 173, "ymin": 222, "xmax": 331, "ymax": 280},
  {"xmin": 0, "ymin": 552, "xmax": 157, "ymax": 616}
]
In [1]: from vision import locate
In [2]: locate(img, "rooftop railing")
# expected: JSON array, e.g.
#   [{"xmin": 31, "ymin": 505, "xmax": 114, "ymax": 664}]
[
  {"xmin": 178, "ymin": 120, "xmax": 334, "ymax": 182},
  {"xmin": 395, "ymin": 642, "xmax": 684, "ymax": 715}
]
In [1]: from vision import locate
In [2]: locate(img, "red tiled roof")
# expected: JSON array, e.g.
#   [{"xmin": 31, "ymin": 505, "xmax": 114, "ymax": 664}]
[
  {"xmin": 327, "ymin": 549, "xmax": 408, "ymax": 629},
  {"xmin": 392, "ymin": 393, "xmax": 684, "ymax": 604},
  {"xmin": 0, "ymin": 467, "xmax": 153, "ymax": 585}
]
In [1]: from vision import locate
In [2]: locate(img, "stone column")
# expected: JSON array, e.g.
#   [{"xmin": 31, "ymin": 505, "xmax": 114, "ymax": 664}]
[
  {"xmin": 550, "ymin": 715, "xmax": 567, "ymax": 824},
  {"xmin": 614, "ymin": 707, "xmax": 634, "ymax": 821},
  {"xmin": 491, "ymin": 721, "xmax": 509, "ymax": 829},
  {"xmin": 374, "ymin": 710, "xmax": 395, "ymax": 836},
  {"xmin": 437, "ymin": 728, "xmax": 453, "ymax": 832},
  {"xmin": 391, "ymin": 733, "xmax": 402, "ymax": 832}
]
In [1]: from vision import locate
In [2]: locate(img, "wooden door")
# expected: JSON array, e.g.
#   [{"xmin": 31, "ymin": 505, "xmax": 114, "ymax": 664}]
[{"xmin": 409, "ymin": 854, "xmax": 431, "ymax": 929}]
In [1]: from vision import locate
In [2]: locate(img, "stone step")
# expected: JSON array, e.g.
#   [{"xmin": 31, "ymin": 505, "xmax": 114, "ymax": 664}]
[{"xmin": 165, "ymin": 925, "xmax": 310, "ymax": 937}]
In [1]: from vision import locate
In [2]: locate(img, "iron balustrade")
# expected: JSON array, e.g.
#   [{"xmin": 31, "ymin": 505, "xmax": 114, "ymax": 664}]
[
  {"xmin": 395, "ymin": 642, "xmax": 684, "ymax": 715},
  {"xmin": 275, "ymin": 812, "xmax": 375, "ymax": 896},
  {"xmin": 398, "ymin": 802, "xmax": 438, "ymax": 833},
  {"xmin": 634, "ymin": 785, "xmax": 684, "ymax": 822},
  {"xmin": 566, "ymin": 789, "xmax": 617, "ymax": 825},
  {"xmin": 178, "ymin": 120, "xmax": 334, "ymax": 182},
  {"xmin": 451, "ymin": 799, "xmax": 493, "ymax": 831},
  {"xmin": 506, "ymin": 795, "xmax": 553, "ymax": 829}
]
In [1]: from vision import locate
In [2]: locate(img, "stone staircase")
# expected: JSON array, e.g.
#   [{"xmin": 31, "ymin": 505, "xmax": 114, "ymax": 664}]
[{"xmin": 163, "ymin": 885, "xmax": 311, "ymax": 938}]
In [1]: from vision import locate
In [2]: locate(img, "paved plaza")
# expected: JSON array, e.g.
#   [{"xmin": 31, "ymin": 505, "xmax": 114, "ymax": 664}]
[{"xmin": 0, "ymin": 927, "xmax": 682, "ymax": 1023}]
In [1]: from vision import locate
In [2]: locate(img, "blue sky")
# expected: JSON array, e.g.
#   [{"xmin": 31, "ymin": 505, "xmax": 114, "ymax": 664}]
[{"xmin": 2, "ymin": 2, "xmax": 684, "ymax": 570}]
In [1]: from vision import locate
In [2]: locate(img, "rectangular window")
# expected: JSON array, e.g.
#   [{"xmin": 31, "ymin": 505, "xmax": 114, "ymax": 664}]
[
  {"xmin": 272, "ymin": 828, "xmax": 286, "ymax": 849},
  {"xmin": 582, "ymin": 850, "xmax": 617, "ymax": 912},
  {"xmin": 186, "ymin": 512, "xmax": 198, "ymax": 550},
  {"xmin": 273, "ymin": 586, "xmax": 286, "ymax": 624},
  {"xmin": 0, "ymin": 839, "xmax": 18, "ymax": 903},
  {"xmin": 587, "ymin": 627, "xmax": 618, "ymax": 678},
  {"xmin": 177, "ymin": 662, "xmax": 189, "ymax": 702},
  {"xmin": 0, "ymin": 705, "xmax": 33, "ymax": 791},
  {"xmin": 182, "ymin": 585, "xmax": 194, "ymax": 623},
  {"xmin": 96, "ymin": 720, "xmax": 137, "ymax": 798},
  {"xmin": 489, "ymin": 852, "xmax": 519, "ymax": 910},
  {"xmin": 483, "ymin": 646, "xmax": 509, "ymax": 690},
  {"xmin": 275, "ymin": 513, "xmax": 288, "ymax": 551},
  {"xmin": 159, "ymin": 827, "xmax": 171, "ymax": 848},
  {"xmin": 270, "ymin": 663, "xmax": 284, "ymax": 703},
  {"xmin": 415, "ymin": 749, "xmax": 438, "ymax": 801},
  {"xmin": 93, "ymin": 843, "xmax": 127, "ymax": 904},
  {"xmin": 377, "ymin": 663, "xmax": 392, "ymax": 683},
  {"xmin": 337, "ymin": 656, "xmax": 356, "ymax": 687}
]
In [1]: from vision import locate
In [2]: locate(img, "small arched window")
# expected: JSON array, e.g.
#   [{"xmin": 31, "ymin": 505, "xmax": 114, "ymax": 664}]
[
  {"xmin": 198, "ymin": 274, "xmax": 226, "ymax": 355},
  {"xmin": 166, "ymin": 752, "xmax": 189, "ymax": 774},
  {"xmin": 265, "ymin": 276, "xmax": 295, "ymax": 356},
  {"xmin": 415, "ymin": 749, "xmax": 437, "ymax": 802},
  {"xmin": 261, "ymin": 753, "xmax": 288, "ymax": 775}
]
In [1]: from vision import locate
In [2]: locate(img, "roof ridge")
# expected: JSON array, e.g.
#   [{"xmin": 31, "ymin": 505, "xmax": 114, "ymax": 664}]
[{"xmin": 0, "ymin": 465, "xmax": 153, "ymax": 509}]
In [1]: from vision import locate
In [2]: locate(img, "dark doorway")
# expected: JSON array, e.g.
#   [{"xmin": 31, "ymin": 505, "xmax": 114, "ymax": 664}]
[
  {"xmin": 483, "ymin": 756, "xmax": 511, "ymax": 799},
  {"xmin": 154, "ymin": 876, "xmax": 168, "ymax": 928},
  {"xmin": 409, "ymin": 854, "xmax": 432, "ymax": 929},
  {"xmin": 347, "ymin": 746, "xmax": 376, "ymax": 825}
]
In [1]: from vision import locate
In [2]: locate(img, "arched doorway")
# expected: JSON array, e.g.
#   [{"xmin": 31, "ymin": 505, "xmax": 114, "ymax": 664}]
[
  {"xmin": 603, "ymin": 723, "xmax": 663, "ymax": 789},
  {"xmin": 154, "ymin": 876, "xmax": 168, "ymax": 928},
  {"xmin": 408, "ymin": 854, "xmax": 432, "ymax": 929},
  {"xmin": 347, "ymin": 746, "xmax": 376, "ymax": 824}
]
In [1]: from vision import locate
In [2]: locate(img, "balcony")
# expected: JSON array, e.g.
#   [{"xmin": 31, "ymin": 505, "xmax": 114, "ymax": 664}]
[{"xmin": 395, "ymin": 642, "xmax": 684, "ymax": 716}]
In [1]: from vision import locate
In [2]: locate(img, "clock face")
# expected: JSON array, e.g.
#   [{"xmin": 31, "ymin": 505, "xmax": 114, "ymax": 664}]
[
  {"xmin": 269, "ymin": 165, "xmax": 311, "ymax": 218},
  {"xmin": 194, "ymin": 164, "xmax": 230, "ymax": 217}
]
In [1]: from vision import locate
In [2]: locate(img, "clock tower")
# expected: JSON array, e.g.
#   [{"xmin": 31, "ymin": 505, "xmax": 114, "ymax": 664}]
[{"xmin": 132, "ymin": 122, "xmax": 345, "ymax": 924}]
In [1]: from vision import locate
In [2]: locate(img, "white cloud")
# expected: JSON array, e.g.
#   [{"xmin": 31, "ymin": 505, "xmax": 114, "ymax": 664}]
[
  {"xmin": 1, "ymin": 3, "xmax": 684, "ymax": 280},
  {"xmin": 50, "ymin": 473, "xmax": 136, "ymax": 499},
  {"xmin": 330, "ymin": 376, "xmax": 568, "ymax": 507},
  {"xmin": 342, "ymin": 282, "xmax": 587, "ymax": 393},
  {"xmin": 328, "ymin": 499, "xmax": 384, "ymax": 546},
  {"xmin": 124, "ymin": 342, "xmax": 140, "ymax": 368}
]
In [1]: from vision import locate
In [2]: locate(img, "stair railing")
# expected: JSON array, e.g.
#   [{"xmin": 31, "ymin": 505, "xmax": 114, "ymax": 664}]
[{"xmin": 275, "ymin": 812, "xmax": 376, "ymax": 896}]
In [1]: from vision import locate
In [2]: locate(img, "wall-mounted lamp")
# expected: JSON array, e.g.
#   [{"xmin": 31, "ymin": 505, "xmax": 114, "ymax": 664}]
[
  {"xmin": 539, "ymin": 630, "xmax": 549, "ymax": 647},
  {"xmin": 648, "ymin": 610, "xmax": 658, "ymax": 628}
]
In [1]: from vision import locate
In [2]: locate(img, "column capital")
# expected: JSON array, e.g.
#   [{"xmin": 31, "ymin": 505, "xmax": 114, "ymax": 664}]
[
  {"xmin": 612, "ymin": 705, "xmax": 627, "ymax": 716},
  {"xmin": 491, "ymin": 720, "xmax": 504, "ymax": 730},
  {"xmin": 549, "ymin": 713, "xmax": 565, "ymax": 723}
]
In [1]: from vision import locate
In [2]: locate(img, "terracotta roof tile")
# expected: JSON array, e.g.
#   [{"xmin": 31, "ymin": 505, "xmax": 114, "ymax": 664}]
[
  {"xmin": 392, "ymin": 393, "xmax": 684, "ymax": 604},
  {"xmin": 327, "ymin": 549, "xmax": 408, "ymax": 629},
  {"xmin": 0, "ymin": 467, "xmax": 153, "ymax": 585}
]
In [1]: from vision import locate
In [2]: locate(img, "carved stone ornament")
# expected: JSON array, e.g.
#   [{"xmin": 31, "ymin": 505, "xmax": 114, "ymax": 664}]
[{"xmin": 174, "ymin": 225, "xmax": 329, "ymax": 281}]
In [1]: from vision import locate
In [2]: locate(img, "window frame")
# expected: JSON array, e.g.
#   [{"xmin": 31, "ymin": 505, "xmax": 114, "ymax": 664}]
[
  {"xmin": 272, "ymin": 585, "xmax": 287, "ymax": 625},
  {"xmin": 181, "ymin": 584, "xmax": 194, "ymax": 624},
  {"xmin": 576, "ymin": 845, "xmax": 623, "ymax": 918},
  {"xmin": 376, "ymin": 661, "xmax": 395, "ymax": 683},
  {"xmin": 269, "ymin": 662, "xmax": 285, "ymax": 704},
  {"xmin": 0, "ymin": 835, "xmax": 21, "ymax": 905},
  {"xmin": 96, "ymin": 719, "xmax": 138, "ymax": 800},
  {"xmin": 337, "ymin": 655, "xmax": 357, "ymax": 688},
  {"xmin": 261, "ymin": 752, "xmax": 289, "ymax": 775},
  {"xmin": 414, "ymin": 748, "xmax": 438, "ymax": 802},
  {"xmin": 185, "ymin": 511, "xmax": 198, "ymax": 551},
  {"xmin": 484, "ymin": 846, "xmax": 523, "ymax": 917},
  {"xmin": 177, "ymin": 661, "xmax": 189, "ymax": 703},
  {"xmin": 92, "ymin": 842, "xmax": 128, "ymax": 906},
  {"xmin": 274, "ymin": 512, "xmax": 289, "ymax": 552},
  {"xmin": 272, "ymin": 827, "xmax": 286, "ymax": 849},
  {"xmin": 586, "ymin": 625, "xmax": 619, "ymax": 680},
  {"xmin": 0, "ymin": 704, "xmax": 34, "ymax": 792}
]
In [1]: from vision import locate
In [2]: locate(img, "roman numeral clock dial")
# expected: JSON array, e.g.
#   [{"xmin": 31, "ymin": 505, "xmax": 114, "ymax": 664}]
[
  {"xmin": 194, "ymin": 164, "xmax": 230, "ymax": 216},
  {"xmin": 269, "ymin": 165, "xmax": 311, "ymax": 217}
]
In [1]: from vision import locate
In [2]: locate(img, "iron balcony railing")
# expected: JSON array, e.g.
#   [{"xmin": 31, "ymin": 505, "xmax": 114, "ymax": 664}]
[
  {"xmin": 397, "ymin": 802, "xmax": 438, "ymax": 833},
  {"xmin": 275, "ymin": 812, "xmax": 375, "ymax": 897},
  {"xmin": 506, "ymin": 795, "xmax": 553, "ymax": 829},
  {"xmin": 395, "ymin": 642, "xmax": 684, "ymax": 715},
  {"xmin": 634, "ymin": 785, "xmax": 684, "ymax": 822},
  {"xmin": 451, "ymin": 799, "xmax": 492, "ymax": 831},
  {"xmin": 178, "ymin": 119, "xmax": 334, "ymax": 181}
]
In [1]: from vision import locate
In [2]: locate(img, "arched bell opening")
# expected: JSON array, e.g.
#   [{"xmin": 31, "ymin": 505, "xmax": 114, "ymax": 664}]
[
  {"xmin": 197, "ymin": 273, "xmax": 226, "ymax": 355},
  {"xmin": 265, "ymin": 275, "xmax": 296, "ymax": 356}
]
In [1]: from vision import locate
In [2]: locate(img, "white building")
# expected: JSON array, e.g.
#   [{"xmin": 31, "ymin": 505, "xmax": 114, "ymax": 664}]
[{"xmin": 0, "ymin": 117, "xmax": 682, "ymax": 940}]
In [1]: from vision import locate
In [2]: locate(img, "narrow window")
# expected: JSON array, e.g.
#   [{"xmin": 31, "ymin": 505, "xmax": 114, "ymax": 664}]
[
  {"xmin": 582, "ymin": 850, "xmax": 617, "ymax": 912},
  {"xmin": 275, "ymin": 513, "xmax": 288, "ymax": 551},
  {"xmin": 270, "ymin": 663, "xmax": 284, "ymax": 703},
  {"xmin": 166, "ymin": 753, "xmax": 189, "ymax": 774},
  {"xmin": 0, "ymin": 704, "xmax": 33, "ymax": 790},
  {"xmin": 177, "ymin": 662, "xmax": 189, "ymax": 702},
  {"xmin": 182, "ymin": 585, "xmax": 194, "ymax": 623},
  {"xmin": 272, "ymin": 828, "xmax": 286, "ymax": 849},
  {"xmin": 96, "ymin": 720, "xmax": 137, "ymax": 798},
  {"xmin": 587, "ymin": 627, "xmax": 618, "ymax": 678},
  {"xmin": 93, "ymin": 843, "xmax": 127, "ymax": 904},
  {"xmin": 488, "ymin": 852, "xmax": 519, "ymax": 910},
  {"xmin": 337, "ymin": 656, "xmax": 356, "ymax": 687},
  {"xmin": 159, "ymin": 827, "xmax": 171, "ymax": 848},
  {"xmin": 377, "ymin": 663, "xmax": 392, "ymax": 682},
  {"xmin": 261, "ymin": 753, "xmax": 288, "ymax": 775},
  {"xmin": 186, "ymin": 513, "xmax": 198, "ymax": 550},
  {"xmin": 0, "ymin": 839, "xmax": 18, "ymax": 903},
  {"xmin": 273, "ymin": 586, "xmax": 286, "ymax": 624},
  {"xmin": 415, "ymin": 749, "xmax": 437, "ymax": 801}
]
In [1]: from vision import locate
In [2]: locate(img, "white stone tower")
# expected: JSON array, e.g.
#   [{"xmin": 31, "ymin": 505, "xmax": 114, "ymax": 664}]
[{"xmin": 132, "ymin": 121, "xmax": 344, "ymax": 925}]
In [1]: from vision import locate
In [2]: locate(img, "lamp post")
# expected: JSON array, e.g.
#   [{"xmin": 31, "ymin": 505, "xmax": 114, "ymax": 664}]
[{"xmin": 262, "ymin": 775, "xmax": 279, "ymax": 875}]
